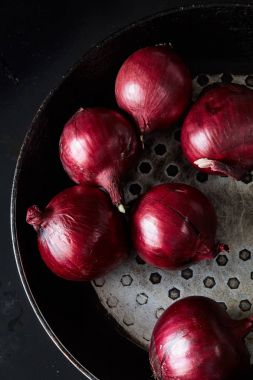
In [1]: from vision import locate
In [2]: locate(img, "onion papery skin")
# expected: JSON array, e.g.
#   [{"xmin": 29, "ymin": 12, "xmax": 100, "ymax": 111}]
[
  {"xmin": 131, "ymin": 183, "xmax": 222, "ymax": 270},
  {"xmin": 59, "ymin": 107, "xmax": 140, "ymax": 209},
  {"xmin": 150, "ymin": 296, "xmax": 253, "ymax": 380},
  {"xmin": 26, "ymin": 185, "xmax": 128, "ymax": 281},
  {"xmin": 181, "ymin": 83, "xmax": 253, "ymax": 180},
  {"xmin": 115, "ymin": 45, "xmax": 192, "ymax": 135}
]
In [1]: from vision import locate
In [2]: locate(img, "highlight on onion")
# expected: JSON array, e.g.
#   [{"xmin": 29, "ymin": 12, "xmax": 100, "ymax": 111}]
[
  {"xmin": 115, "ymin": 45, "xmax": 192, "ymax": 136},
  {"xmin": 181, "ymin": 83, "xmax": 253, "ymax": 180},
  {"xmin": 150, "ymin": 296, "xmax": 253, "ymax": 380},
  {"xmin": 131, "ymin": 183, "xmax": 227, "ymax": 270},
  {"xmin": 59, "ymin": 107, "xmax": 140, "ymax": 213},
  {"xmin": 26, "ymin": 185, "xmax": 128, "ymax": 281}
]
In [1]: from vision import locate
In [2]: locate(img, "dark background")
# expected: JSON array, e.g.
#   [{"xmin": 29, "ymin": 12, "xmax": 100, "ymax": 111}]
[{"xmin": 0, "ymin": 0, "xmax": 251, "ymax": 379}]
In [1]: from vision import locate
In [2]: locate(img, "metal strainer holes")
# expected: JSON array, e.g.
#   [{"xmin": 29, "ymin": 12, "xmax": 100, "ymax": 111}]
[
  {"xmin": 149, "ymin": 273, "xmax": 162, "ymax": 285},
  {"xmin": 203, "ymin": 276, "xmax": 216, "ymax": 289},
  {"xmin": 196, "ymin": 172, "xmax": 208, "ymax": 183},
  {"xmin": 156, "ymin": 307, "xmax": 165, "ymax": 319},
  {"xmin": 166, "ymin": 164, "xmax": 179, "ymax": 177},
  {"xmin": 181, "ymin": 268, "xmax": 193, "ymax": 280},
  {"xmin": 139, "ymin": 161, "xmax": 152, "ymax": 174},
  {"xmin": 197, "ymin": 74, "xmax": 209, "ymax": 86},
  {"xmin": 154, "ymin": 143, "xmax": 167, "ymax": 156},
  {"xmin": 121, "ymin": 274, "xmax": 133, "ymax": 286},
  {"xmin": 227, "ymin": 277, "xmax": 240, "ymax": 289},
  {"xmin": 123, "ymin": 313, "xmax": 135, "ymax": 326},
  {"xmin": 129, "ymin": 183, "xmax": 142, "ymax": 196},
  {"xmin": 136, "ymin": 293, "xmax": 148, "ymax": 305},
  {"xmin": 107, "ymin": 296, "xmax": 118, "ymax": 308},
  {"xmin": 221, "ymin": 73, "xmax": 233, "ymax": 83},
  {"xmin": 216, "ymin": 254, "xmax": 228, "ymax": 266},
  {"xmin": 239, "ymin": 300, "xmax": 252, "ymax": 312},
  {"xmin": 239, "ymin": 249, "xmax": 251, "ymax": 261},
  {"xmin": 168, "ymin": 287, "xmax": 180, "ymax": 300}
]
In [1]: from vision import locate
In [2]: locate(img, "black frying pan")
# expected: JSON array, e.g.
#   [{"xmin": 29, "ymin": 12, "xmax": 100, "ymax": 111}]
[{"xmin": 11, "ymin": 4, "xmax": 253, "ymax": 380}]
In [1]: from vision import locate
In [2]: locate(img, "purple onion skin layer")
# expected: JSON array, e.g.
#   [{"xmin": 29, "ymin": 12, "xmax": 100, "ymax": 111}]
[
  {"xmin": 26, "ymin": 185, "xmax": 128, "ymax": 281},
  {"xmin": 181, "ymin": 83, "xmax": 253, "ymax": 180},
  {"xmin": 131, "ymin": 183, "xmax": 223, "ymax": 270},
  {"xmin": 150, "ymin": 296, "xmax": 253, "ymax": 380},
  {"xmin": 115, "ymin": 45, "xmax": 192, "ymax": 135},
  {"xmin": 59, "ymin": 107, "xmax": 140, "ymax": 208}
]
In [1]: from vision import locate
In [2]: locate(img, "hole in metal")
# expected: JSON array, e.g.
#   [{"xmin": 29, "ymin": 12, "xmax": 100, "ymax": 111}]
[
  {"xmin": 181, "ymin": 268, "xmax": 193, "ymax": 280},
  {"xmin": 136, "ymin": 293, "xmax": 148, "ymax": 305},
  {"xmin": 203, "ymin": 276, "xmax": 216, "ymax": 289},
  {"xmin": 166, "ymin": 164, "xmax": 179, "ymax": 177},
  {"xmin": 216, "ymin": 254, "xmax": 228, "ymax": 266},
  {"xmin": 129, "ymin": 183, "xmax": 142, "ymax": 196},
  {"xmin": 121, "ymin": 274, "xmax": 133, "ymax": 287},
  {"xmin": 197, "ymin": 74, "xmax": 209, "ymax": 86},
  {"xmin": 221, "ymin": 73, "xmax": 233, "ymax": 83},
  {"xmin": 107, "ymin": 296, "xmax": 118, "ymax": 308},
  {"xmin": 239, "ymin": 249, "xmax": 251, "ymax": 261},
  {"xmin": 227, "ymin": 277, "xmax": 240, "ymax": 289},
  {"xmin": 168, "ymin": 287, "xmax": 180, "ymax": 300},
  {"xmin": 156, "ymin": 307, "xmax": 165, "ymax": 319},
  {"xmin": 196, "ymin": 172, "xmax": 208, "ymax": 183},
  {"xmin": 123, "ymin": 313, "xmax": 135, "ymax": 326},
  {"xmin": 139, "ymin": 161, "xmax": 152, "ymax": 174},
  {"xmin": 154, "ymin": 143, "xmax": 167, "ymax": 156},
  {"xmin": 149, "ymin": 273, "xmax": 162, "ymax": 285},
  {"xmin": 239, "ymin": 300, "xmax": 252, "ymax": 312}
]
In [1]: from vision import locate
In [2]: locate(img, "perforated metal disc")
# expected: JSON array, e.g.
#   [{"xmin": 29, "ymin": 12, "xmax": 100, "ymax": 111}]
[{"xmin": 92, "ymin": 74, "xmax": 253, "ymax": 361}]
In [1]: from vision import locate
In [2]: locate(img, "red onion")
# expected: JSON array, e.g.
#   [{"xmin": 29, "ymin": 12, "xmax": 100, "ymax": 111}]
[
  {"xmin": 150, "ymin": 296, "xmax": 253, "ymax": 380},
  {"xmin": 131, "ymin": 183, "xmax": 227, "ymax": 269},
  {"xmin": 26, "ymin": 185, "xmax": 128, "ymax": 281},
  {"xmin": 115, "ymin": 45, "xmax": 192, "ymax": 135},
  {"xmin": 181, "ymin": 83, "xmax": 253, "ymax": 180},
  {"xmin": 59, "ymin": 107, "xmax": 139, "ymax": 212}
]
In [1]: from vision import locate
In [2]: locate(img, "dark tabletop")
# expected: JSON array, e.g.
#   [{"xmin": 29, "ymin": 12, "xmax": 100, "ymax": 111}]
[{"xmin": 0, "ymin": 0, "xmax": 251, "ymax": 379}]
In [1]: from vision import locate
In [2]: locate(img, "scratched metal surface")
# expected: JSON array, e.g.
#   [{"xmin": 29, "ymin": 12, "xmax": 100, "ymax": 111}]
[{"xmin": 93, "ymin": 73, "xmax": 253, "ymax": 361}]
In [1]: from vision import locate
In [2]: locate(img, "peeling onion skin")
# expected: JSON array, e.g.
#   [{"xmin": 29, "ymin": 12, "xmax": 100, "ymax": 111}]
[
  {"xmin": 59, "ymin": 107, "xmax": 140, "ymax": 210},
  {"xmin": 26, "ymin": 186, "xmax": 128, "ymax": 281},
  {"xmin": 115, "ymin": 45, "xmax": 192, "ymax": 135},
  {"xmin": 131, "ymin": 183, "xmax": 225, "ymax": 270},
  {"xmin": 181, "ymin": 84, "xmax": 253, "ymax": 180},
  {"xmin": 150, "ymin": 296, "xmax": 253, "ymax": 380}
]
